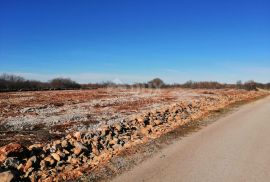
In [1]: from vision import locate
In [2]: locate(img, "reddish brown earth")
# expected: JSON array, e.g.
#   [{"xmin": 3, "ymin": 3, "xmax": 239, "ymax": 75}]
[
  {"xmin": 0, "ymin": 88, "xmax": 210, "ymax": 146},
  {"xmin": 112, "ymin": 96, "xmax": 270, "ymax": 182},
  {"xmin": 0, "ymin": 88, "xmax": 175, "ymax": 146},
  {"xmin": 0, "ymin": 88, "xmax": 267, "ymax": 147},
  {"xmin": 0, "ymin": 88, "xmax": 268, "ymax": 182}
]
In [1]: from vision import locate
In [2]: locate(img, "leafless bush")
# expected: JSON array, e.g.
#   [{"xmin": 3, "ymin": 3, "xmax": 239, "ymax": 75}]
[
  {"xmin": 235, "ymin": 80, "xmax": 270, "ymax": 91},
  {"xmin": 49, "ymin": 78, "xmax": 81, "ymax": 89},
  {"xmin": 0, "ymin": 74, "xmax": 269, "ymax": 92},
  {"xmin": 147, "ymin": 78, "xmax": 165, "ymax": 88},
  {"xmin": 0, "ymin": 74, "xmax": 80, "ymax": 92},
  {"xmin": 181, "ymin": 80, "xmax": 225, "ymax": 89}
]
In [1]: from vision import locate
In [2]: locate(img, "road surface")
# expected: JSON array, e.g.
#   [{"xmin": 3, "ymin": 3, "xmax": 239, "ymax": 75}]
[{"xmin": 112, "ymin": 96, "xmax": 270, "ymax": 182}]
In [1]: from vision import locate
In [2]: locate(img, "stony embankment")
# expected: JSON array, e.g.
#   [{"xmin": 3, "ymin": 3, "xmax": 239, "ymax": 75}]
[{"xmin": 0, "ymin": 91, "xmax": 267, "ymax": 182}]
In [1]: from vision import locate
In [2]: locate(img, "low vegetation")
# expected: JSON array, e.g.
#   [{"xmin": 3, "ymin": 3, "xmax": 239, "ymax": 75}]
[
  {"xmin": 0, "ymin": 74, "xmax": 81, "ymax": 92},
  {"xmin": 0, "ymin": 74, "xmax": 269, "ymax": 92},
  {"xmin": 179, "ymin": 80, "xmax": 270, "ymax": 90}
]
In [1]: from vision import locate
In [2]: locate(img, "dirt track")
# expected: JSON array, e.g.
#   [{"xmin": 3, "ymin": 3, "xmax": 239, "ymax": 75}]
[{"xmin": 112, "ymin": 96, "xmax": 270, "ymax": 182}]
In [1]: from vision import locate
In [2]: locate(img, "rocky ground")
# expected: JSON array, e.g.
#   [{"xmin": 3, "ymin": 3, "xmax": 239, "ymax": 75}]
[
  {"xmin": 0, "ymin": 88, "xmax": 210, "ymax": 146},
  {"xmin": 0, "ymin": 88, "xmax": 268, "ymax": 181}
]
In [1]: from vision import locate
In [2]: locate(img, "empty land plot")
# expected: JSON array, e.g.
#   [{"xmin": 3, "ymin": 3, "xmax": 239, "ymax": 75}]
[
  {"xmin": 0, "ymin": 88, "xmax": 265, "ymax": 146},
  {"xmin": 0, "ymin": 88, "xmax": 268, "ymax": 181},
  {"xmin": 0, "ymin": 88, "xmax": 193, "ymax": 146}
]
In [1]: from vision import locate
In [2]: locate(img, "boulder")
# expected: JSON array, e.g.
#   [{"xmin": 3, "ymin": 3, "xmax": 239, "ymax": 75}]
[
  {"xmin": 64, "ymin": 164, "xmax": 74, "ymax": 171},
  {"xmin": 24, "ymin": 167, "xmax": 34, "ymax": 178},
  {"xmin": 0, "ymin": 170, "xmax": 15, "ymax": 182},
  {"xmin": 28, "ymin": 144, "xmax": 43, "ymax": 151},
  {"xmin": 136, "ymin": 116, "xmax": 144, "ymax": 123},
  {"xmin": 113, "ymin": 123, "xmax": 122, "ymax": 131},
  {"xmin": 112, "ymin": 144, "xmax": 122, "ymax": 152},
  {"xmin": 74, "ymin": 132, "xmax": 81, "ymax": 141},
  {"xmin": 17, "ymin": 163, "xmax": 24, "ymax": 171},
  {"xmin": 24, "ymin": 156, "xmax": 37, "ymax": 172},
  {"xmin": 40, "ymin": 160, "xmax": 47, "ymax": 170},
  {"xmin": 153, "ymin": 119, "xmax": 162, "ymax": 126},
  {"xmin": 92, "ymin": 147, "xmax": 99, "ymax": 156},
  {"xmin": 53, "ymin": 140, "xmax": 61, "ymax": 145},
  {"xmin": 3, "ymin": 157, "xmax": 20, "ymax": 168},
  {"xmin": 51, "ymin": 153, "xmax": 61, "ymax": 162},
  {"xmin": 140, "ymin": 126, "xmax": 152, "ymax": 135},
  {"xmin": 65, "ymin": 134, "xmax": 72, "ymax": 139},
  {"xmin": 61, "ymin": 140, "xmax": 68, "ymax": 148},
  {"xmin": 143, "ymin": 118, "xmax": 150, "ymax": 126},
  {"xmin": 74, "ymin": 142, "xmax": 88, "ymax": 155},
  {"xmin": 44, "ymin": 156, "xmax": 55, "ymax": 166},
  {"xmin": 109, "ymin": 138, "xmax": 119, "ymax": 145},
  {"xmin": 67, "ymin": 157, "xmax": 79, "ymax": 165},
  {"xmin": 56, "ymin": 151, "xmax": 65, "ymax": 158},
  {"xmin": 0, "ymin": 154, "xmax": 7, "ymax": 165},
  {"xmin": 0, "ymin": 143, "xmax": 23, "ymax": 164}
]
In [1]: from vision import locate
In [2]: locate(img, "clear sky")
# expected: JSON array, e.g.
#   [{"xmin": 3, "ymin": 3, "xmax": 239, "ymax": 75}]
[{"xmin": 0, "ymin": 0, "xmax": 269, "ymax": 83}]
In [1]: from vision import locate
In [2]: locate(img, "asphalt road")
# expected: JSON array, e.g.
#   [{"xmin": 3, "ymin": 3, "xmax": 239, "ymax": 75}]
[{"xmin": 112, "ymin": 96, "xmax": 270, "ymax": 182}]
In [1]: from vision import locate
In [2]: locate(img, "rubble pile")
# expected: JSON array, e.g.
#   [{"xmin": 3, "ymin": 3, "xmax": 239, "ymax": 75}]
[{"xmin": 0, "ymin": 90, "xmax": 267, "ymax": 181}]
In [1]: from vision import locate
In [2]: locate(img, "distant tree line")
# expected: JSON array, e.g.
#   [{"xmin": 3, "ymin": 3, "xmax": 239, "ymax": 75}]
[
  {"xmin": 81, "ymin": 78, "xmax": 270, "ymax": 91},
  {"xmin": 235, "ymin": 80, "xmax": 270, "ymax": 91},
  {"xmin": 80, "ymin": 78, "xmax": 166, "ymax": 90},
  {"xmin": 0, "ymin": 74, "xmax": 81, "ymax": 92},
  {"xmin": 0, "ymin": 74, "xmax": 269, "ymax": 92},
  {"xmin": 172, "ymin": 80, "xmax": 270, "ymax": 91},
  {"xmin": 179, "ymin": 80, "xmax": 225, "ymax": 89}
]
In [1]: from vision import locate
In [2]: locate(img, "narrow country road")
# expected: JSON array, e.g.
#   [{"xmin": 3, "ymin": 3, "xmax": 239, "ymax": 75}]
[{"xmin": 112, "ymin": 96, "xmax": 270, "ymax": 182}]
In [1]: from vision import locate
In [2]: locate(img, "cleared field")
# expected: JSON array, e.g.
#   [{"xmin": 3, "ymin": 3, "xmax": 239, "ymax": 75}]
[
  {"xmin": 0, "ymin": 88, "xmax": 266, "ymax": 146},
  {"xmin": 0, "ymin": 88, "xmax": 210, "ymax": 146},
  {"xmin": 0, "ymin": 88, "xmax": 268, "ymax": 181}
]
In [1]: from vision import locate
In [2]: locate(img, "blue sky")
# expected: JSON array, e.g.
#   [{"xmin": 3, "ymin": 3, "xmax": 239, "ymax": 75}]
[{"xmin": 0, "ymin": 0, "xmax": 269, "ymax": 83}]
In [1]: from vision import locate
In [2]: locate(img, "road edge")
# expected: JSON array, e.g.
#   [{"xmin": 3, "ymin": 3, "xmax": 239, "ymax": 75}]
[{"xmin": 79, "ymin": 94, "xmax": 270, "ymax": 182}]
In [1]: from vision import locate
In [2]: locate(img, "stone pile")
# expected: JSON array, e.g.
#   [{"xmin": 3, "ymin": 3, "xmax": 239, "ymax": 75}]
[{"xmin": 0, "ymin": 90, "xmax": 267, "ymax": 182}]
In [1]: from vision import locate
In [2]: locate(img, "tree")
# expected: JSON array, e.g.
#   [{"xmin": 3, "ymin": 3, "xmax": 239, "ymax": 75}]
[
  {"xmin": 147, "ymin": 78, "xmax": 165, "ymax": 88},
  {"xmin": 236, "ymin": 80, "xmax": 242, "ymax": 89},
  {"xmin": 50, "ymin": 78, "xmax": 81, "ymax": 89},
  {"xmin": 243, "ymin": 80, "xmax": 257, "ymax": 91}
]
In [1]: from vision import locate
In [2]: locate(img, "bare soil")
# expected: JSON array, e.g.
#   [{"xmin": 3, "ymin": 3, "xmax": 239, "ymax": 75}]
[
  {"xmin": 111, "ymin": 96, "xmax": 270, "ymax": 182},
  {"xmin": 0, "ymin": 88, "xmax": 264, "ymax": 147},
  {"xmin": 79, "ymin": 96, "xmax": 264, "ymax": 182}
]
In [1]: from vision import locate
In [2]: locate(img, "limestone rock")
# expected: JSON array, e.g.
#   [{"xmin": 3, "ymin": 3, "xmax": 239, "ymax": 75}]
[
  {"xmin": 24, "ymin": 156, "xmax": 37, "ymax": 172},
  {"xmin": 0, "ymin": 143, "xmax": 23, "ymax": 164},
  {"xmin": 74, "ymin": 142, "xmax": 88, "ymax": 155},
  {"xmin": 153, "ymin": 119, "xmax": 162, "ymax": 126},
  {"xmin": 44, "ymin": 156, "xmax": 55, "ymax": 166},
  {"xmin": 114, "ymin": 123, "xmax": 122, "ymax": 131},
  {"xmin": 51, "ymin": 153, "xmax": 60, "ymax": 162},
  {"xmin": 74, "ymin": 132, "xmax": 81, "ymax": 141},
  {"xmin": 0, "ymin": 170, "xmax": 15, "ymax": 182},
  {"xmin": 61, "ymin": 140, "xmax": 68, "ymax": 148},
  {"xmin": 28, "ymin": 144, "xmax": 43, "ymax": 151},
  {"xmin": 3, "ymin": 157, "xmax": 20, "ymax": 168}
]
